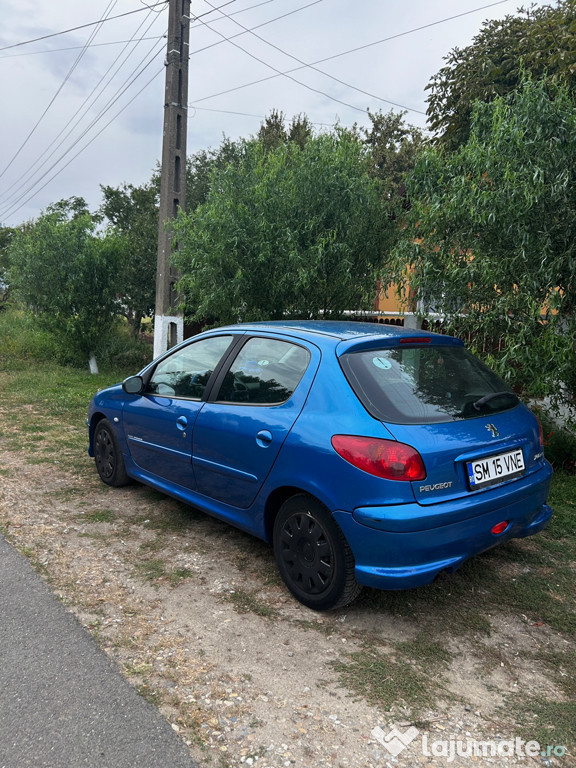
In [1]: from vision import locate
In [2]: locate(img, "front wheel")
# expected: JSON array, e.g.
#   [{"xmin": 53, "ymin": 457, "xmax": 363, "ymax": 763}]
[
  {"xmin": 93, "ymin": 418, "xmax": 129, "ymax": 487},
  {"xmin": 273, "ymin": 494, "xmax": 361, "ymax": 611}
]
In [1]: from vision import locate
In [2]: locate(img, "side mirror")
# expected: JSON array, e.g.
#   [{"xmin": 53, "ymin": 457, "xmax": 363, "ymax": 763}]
[{"xmin": 122, "ymin": 375, "xmax": 144, "ymax": 395}]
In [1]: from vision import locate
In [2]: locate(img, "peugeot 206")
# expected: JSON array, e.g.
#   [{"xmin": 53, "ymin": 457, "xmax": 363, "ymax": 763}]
[{"xmin": 87, "ymin": 321, "xmax": 553, "ymax": 610}]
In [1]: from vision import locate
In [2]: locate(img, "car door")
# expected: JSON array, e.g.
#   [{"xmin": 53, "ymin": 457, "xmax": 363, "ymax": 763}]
[
  {"xmin": 122, "ymin": 334, "xmax": 236, "ymax": 490},
  {"xmin": 192, "ymin": 336, "xmax": 317, "ymax": 508}
]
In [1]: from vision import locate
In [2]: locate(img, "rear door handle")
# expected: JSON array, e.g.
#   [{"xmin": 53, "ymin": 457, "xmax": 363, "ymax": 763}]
[{"xmin": 256, "ymin": 430, "xmax": 273, "ymax": 447}]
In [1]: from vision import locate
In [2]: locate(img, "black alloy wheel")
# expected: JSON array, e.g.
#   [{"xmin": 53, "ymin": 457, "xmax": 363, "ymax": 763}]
[
  {"xmin": 94, "ymin": 418, "xmax": 129, "ymax": 487},
  {"xmin": 273, "ymin": 494, "xmax": 360, "ymax": 611}
]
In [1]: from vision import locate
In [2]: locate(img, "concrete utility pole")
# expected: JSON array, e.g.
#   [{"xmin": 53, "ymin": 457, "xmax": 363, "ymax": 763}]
[{"xmin": 154, "ymin": 0, "xmax": 191, "ymax": 360}]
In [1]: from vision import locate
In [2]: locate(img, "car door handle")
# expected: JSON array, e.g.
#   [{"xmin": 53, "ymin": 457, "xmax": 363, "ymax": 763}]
[
  {"xmin": 176, "ymin": 416, "xmax": 188, "ymax": 431},
  {"xmin": 256, "ymin": 430, "xmax": 273, "ymax": 447}
]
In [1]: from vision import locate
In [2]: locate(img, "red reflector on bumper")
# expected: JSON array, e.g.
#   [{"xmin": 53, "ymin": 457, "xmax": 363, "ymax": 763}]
[{"xmin": 492, "ymin": 521, "xmax": 509, "ymax": 535}]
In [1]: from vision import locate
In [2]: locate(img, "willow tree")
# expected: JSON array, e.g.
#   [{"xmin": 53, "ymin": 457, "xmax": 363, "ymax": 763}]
[
  {"xmin": 393, "ymin": 78, "xmax": 576, "ymax": 408},
  {"xmin": 172, "ymin": 129, "xmax": 398, "ymax": 325}
]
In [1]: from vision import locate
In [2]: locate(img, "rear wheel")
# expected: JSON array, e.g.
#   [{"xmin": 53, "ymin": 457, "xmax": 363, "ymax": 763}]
[
  {"xmin": 273, "ymin": 494, "xmax": 361, "ymax": 611},
  {"xmin": 93, "ymin": 419, "xmax": 129, "ymax": 487}
]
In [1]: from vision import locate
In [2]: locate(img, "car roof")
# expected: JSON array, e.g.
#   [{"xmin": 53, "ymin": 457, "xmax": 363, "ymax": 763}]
[{"xmin": 213, "ymin": 319, "xmax": 462, "ymax": 349}]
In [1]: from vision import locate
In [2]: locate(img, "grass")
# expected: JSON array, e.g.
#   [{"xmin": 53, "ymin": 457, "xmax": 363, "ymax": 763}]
[
  {"xmin": 1, "ymin": 338, "xmax": 575, "ymax": 749},
  {"xmin": 80, "ymin": 509, "xmax": 117, "ymax": 524},
  {"xmin": 223, "ymin": 587, "xmax": 279, "ymax": 619},
  {"xmin": 0, "ymin": 362, "xmax": 123, "ymax": 474}
]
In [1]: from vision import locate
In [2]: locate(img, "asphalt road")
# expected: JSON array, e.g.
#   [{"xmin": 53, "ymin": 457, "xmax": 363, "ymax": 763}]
[{"xmin": 0, "ymin": 536, "xmax": 199, "ymax": 768}]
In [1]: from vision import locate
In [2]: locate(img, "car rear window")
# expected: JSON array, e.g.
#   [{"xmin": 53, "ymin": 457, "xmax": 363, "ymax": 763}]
[{"xmin": 340, "ymin": 345, "xmax": 519, "ymax": 424}]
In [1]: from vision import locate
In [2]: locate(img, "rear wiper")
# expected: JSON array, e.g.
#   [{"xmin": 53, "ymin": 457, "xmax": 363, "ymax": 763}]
[{"xmin": 472, "ymin": 392, "xmax": 518, "ymax": 412}]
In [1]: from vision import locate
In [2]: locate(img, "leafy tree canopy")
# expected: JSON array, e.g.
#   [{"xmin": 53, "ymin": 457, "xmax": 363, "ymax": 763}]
[
  {"xmin": 392, "ymin": 77, "xmax": 576, "ymax": 408},
  {"xmin": 257, "ymin": 109, "xmax": 313, "ymax": 151},
  {"xmin": 427, "ymin": 0, "xmax": 576, "ymax": 148},
  {"xmin": 8, "ymin": 199, "xmax": 124, "ymax": 370},
  {"xmin": 360, "ymin": 109, "xmax": 426, "ymax": 198},
  {"xmin": 172, "ymin": 129, "xmax": 398, "ymax": 325},
  {"xmin": 0, "ymin": 225, "xmax": 16, "ymax": 300},
  {"xmin": 100, "ymin": 180, "xmax": 159, "ymax": 334}
]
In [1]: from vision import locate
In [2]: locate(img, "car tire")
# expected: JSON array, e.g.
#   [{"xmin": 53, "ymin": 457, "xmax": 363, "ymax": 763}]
[
  {"xmin": 93, "ymin": 418, "xmax": 130, "ymax": 487},
  {"xmin": 273, "ymin": 494, "xmax": 361, "ymax": 611}
]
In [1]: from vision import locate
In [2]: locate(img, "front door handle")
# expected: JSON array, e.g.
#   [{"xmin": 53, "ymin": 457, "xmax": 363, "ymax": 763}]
[{"xmin": 176, "ymin": 416, "xmax": 188, "ymax": 431}]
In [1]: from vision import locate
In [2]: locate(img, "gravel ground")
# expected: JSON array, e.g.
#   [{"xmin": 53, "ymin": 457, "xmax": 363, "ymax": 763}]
[{"xmin": 0, "ymin": 449, "xmax": 572, "ymax": 768}]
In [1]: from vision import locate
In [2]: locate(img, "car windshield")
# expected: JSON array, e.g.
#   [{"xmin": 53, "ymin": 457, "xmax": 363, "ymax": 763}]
[{"xmin": 341, "ymin": 345, "xmax": 519, "ymax": 425}]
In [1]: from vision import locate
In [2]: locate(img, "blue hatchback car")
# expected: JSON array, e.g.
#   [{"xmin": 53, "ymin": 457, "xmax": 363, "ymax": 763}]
[{"xmin": 87, "ymin": 321, "xmax": 553, "ymax": 610}]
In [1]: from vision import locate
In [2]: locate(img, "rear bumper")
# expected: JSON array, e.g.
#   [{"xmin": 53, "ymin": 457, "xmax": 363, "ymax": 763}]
[{"xmin": 333, "ymin": 470, "xmax": 553, "ymax": 591}]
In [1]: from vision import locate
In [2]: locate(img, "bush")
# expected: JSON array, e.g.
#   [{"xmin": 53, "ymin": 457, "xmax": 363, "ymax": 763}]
[
  {"xmin": 535, "ymin": 408, "xmax": 576, "ymax": 474},
  {"xmin": 0, "ymin": 309, "xmax": 152, "ymax": 373},
  {"xmin": 0, "ymin": 309, "xmax": 63, "ymax": 368}
]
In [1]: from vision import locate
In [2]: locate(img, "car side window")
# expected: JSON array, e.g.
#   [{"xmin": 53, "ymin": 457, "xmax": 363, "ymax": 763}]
[
  {"xmin": 216, "ymin": 338, "xmax": 310, "ymax": 405},
  {"xmin": 147, "ymin": 335, "xmax": 233, "ymax": 398}
]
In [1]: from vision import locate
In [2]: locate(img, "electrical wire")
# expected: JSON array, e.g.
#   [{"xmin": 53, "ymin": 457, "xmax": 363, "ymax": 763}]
[
  {"xmin": 202, "ymin": 0, "xmax": 422, "ymax": 114},
  {"xmin": 190, "ymin": 0, "xmax": 515, "ymax": 114},
  {"xmin": 192, "ymin": 0, "xmax": 324, "ymax": 58},
  {"xmin": 0, "ymin": 9, "xmax": 163, "ymax": 209},
  {"xmin": 191, "ymin": 4, "xmax": 371, "ymax": 115},
  {"xmin": 0, "ymin": 36, "xmax": 165, "ymax": 60},
  {"xmin": 1, "ymin": 66, "xmax": 166, "ymax": 222},
  {"xmin": 0, "ymin": 0, "xmax": 272, "ymax": 59},
  {"xmin": 1, "ymin": 0, "xmax": 516, "ymax": 220},
  {"xmin": 0, "ymin": 2, "xmax": 169, "ymax": 52},
  {"xmin": 0, "ymin": 0, "xmax": 119, "ymax": 183},
  {"xmin": 0, "ymin": 38, "xmax": 167, "ymax": 220},
  {"xmin": 190, "ymin": 104, "xmax": 334, "ymax": 127}
]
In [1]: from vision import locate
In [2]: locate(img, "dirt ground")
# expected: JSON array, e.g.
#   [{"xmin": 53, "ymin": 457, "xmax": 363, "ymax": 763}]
[{"xmin": 0, "ymin": 449, "xmax": 572, "ymax": 768}]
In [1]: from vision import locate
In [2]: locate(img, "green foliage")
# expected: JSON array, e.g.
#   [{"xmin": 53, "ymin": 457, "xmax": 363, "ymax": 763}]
[
  {"xmin": 256, "ymin": 109, "xmax": 313, "ymax": 151},
  {"xmin": 427, "ymin": 0, "xmax": 576, "ymax": 148},
  {"xmin": 361, "ymin": 109, "xmax": 426, "ymax": 197},
  {"xmin": 100, "ymin": 181, "xmax": 159, "ymax": 335},
  {"xmin": 0, "ymin": 307, "xmax": 152, "ymax": 372},
  {"xmin": 536, "ymin": 408, "xmax": 576, "ymax": 473},
  {"xmin": 185, "ymin": 137, "xmax": 245, "ymax": 213},
  {"xmin": 0, "ymin": 225, "xmax": 16, "ymax": 303},
  {"xmin": 0, "ymin": 308, "xmax": 63, "ymax": 367},
  {"xmin": 7, "ymin": 199, "xmax": 124, "ymax": 368},
  {"xmin": 172, "ymin": 130, "xmax": 397, "ymax": 325},
  {"xmin": 393, "ymin": 77, "xmax": 576, "ymax": 408}
]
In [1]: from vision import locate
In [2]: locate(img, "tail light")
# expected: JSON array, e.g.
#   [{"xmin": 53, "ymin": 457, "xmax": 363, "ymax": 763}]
[
  {"xmin": 536, "ymin": 417, "xmax": 544, "ymax": 447},
  {"xmin": 331, "ymin": 435, "xmax": 426, "ymax": 481}
]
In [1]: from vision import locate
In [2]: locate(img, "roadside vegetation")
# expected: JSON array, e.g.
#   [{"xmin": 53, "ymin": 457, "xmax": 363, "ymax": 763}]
[
  {"xmin": 0, "ymin": 328, "xmax": 574, "ymax": 754},
  {"xmin": 1, "ymin": 1, "xmax": 576, "ymax": 760}
]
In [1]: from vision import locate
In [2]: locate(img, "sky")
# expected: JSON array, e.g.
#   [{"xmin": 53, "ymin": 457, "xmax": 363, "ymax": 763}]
[{"xmin": 0, "ymin": 0, "xmax": 550, "ymax": 227}]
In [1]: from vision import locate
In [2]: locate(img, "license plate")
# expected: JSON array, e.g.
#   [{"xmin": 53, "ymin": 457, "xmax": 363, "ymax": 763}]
[{"xmin": 467, "ymin": 449, "xmax": 525, "ymax": 490}]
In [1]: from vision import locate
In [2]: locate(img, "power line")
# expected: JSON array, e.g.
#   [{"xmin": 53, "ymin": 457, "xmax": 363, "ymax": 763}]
[
  {"xmin": 0, "ymin": 0, "xmax": 119, "ymax": 183},
  {"xmin": 0, "ymin": 8, "xmax": 163, "ymax": 209},
  {"xmin": 0, "ymin": 36, "xmax": 165, "ymax": 60},
  {"xmin": 0, "ymin": 38, "xmax": 166, "ymax": 220},
  {"xmin": 192, "ymin": 0, "xmax": 324, "ymax": 58},
  {"xmin": 190, "ymin": 0, "xmax": 515, "ymax": 115},
  {"xmin": 0, "ymin": 0, "xmax": 275, "ymax": 59},
  {"xmin": 191, "ymin": 3, "xmax": 370, "ymax": 115},
  {"xmin": 189, "ymin": 104, "xmax": 335, "ymax": 127},
  {"xmin": 1, "ymin": 66, "xmax": 165, "ymax": 222},
  {"xmin": 0, "ymin": 2, "xmax": 169, "ymax": 52},
  {"xmin": 203, "ymin": 0, "xmax": 422, "ymax": 114},
  {"xmin": 0, "ymin": 0, "xmax": 244, "ymax": 214}
]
